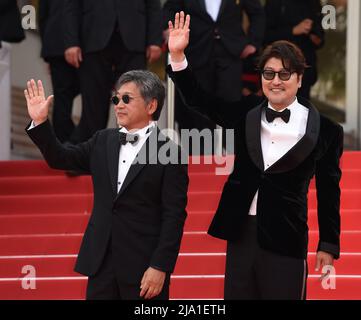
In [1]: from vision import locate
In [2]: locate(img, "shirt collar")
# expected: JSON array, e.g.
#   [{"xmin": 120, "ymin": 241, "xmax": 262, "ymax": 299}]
[
  {"xmin": 119, "ymin": 121, "xmax": 156, "ymax": 138},
  {"xmin": 267, "ymin": 97, "xmax": 298, "ymax": 113}
]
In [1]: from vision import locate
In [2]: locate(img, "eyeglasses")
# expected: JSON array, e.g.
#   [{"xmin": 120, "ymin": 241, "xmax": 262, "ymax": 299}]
[
  {"xmin": 111, "ymin": 94, "xmax": 138, "ymax": 105},
  {"xmin": 261, "ymin": 69, "xmax": 294, "ymax": 81}
]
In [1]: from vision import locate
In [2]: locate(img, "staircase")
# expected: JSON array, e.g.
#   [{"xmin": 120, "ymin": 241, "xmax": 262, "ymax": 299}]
[{"xmin": 0, "ymin": 153, "xmax": 360, "ymax": 299}]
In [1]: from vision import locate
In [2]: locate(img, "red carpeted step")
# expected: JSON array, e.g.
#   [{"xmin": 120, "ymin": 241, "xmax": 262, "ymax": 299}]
[
  {"xmin": 169, "ymin": 277, "xmax": 361, "ymax": 300},
  {"xmin": 0, "ymin": 152, "xmax": 360, "ymax": 300},
  {"xmin": 340, "ymin": 152, "xmax": 361, "ymax": 169},
  {"xmin": 0, "ymin": 278, "xmax": 87, "ymax": 300},
  {"xmin": 0, "ymin": 213, "xmax": 90, "ymax": 235},
  {"xmin": 0, "ymin": 276, "xmax": 360, "ymax": 300},
  {"xmin": 0, "ymin": 176, "xmax": 93, "ymax": 195},
  {"xmin": 0, "ymin": 194, "xmax": 93, "ymax": 214},
  {"xmin": 0, "ymin": 161, "xmax": 63, "ymax": 177},
  {"xmin": 0, "ymin": 231, "xmax": 359, "ymax": 255},
  {"xmin": 1, "ymin": 253, "xmax": 359, "ymax": 278},
  {"xmin": 0, "ymin": 234, "xmax": 83, "ymax": 255}
]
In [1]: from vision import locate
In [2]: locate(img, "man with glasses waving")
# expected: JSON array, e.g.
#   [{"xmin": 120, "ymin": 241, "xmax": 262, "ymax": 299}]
[
  {"xmin": 167, "ymin": 12, "xmax": 343, "ymax": 300},
  {"xmin": 24, "ymin": 70, "xmax": 189, "ymax": 300}
]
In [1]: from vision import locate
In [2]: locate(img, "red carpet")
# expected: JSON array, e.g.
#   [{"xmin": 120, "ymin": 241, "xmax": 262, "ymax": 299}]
[{"xmin": 0, "ymin": 152, "xmax": 360, "ymax": 299}]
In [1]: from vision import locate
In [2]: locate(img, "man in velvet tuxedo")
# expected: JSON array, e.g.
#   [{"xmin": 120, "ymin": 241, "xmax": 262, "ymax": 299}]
[
  {"xmin": 167, "ymin": 13, "xmax": 343, "ymax": 299},
  {"xmin": 24, "ymin": 71, "xmax": 188, "ymax": 300}
]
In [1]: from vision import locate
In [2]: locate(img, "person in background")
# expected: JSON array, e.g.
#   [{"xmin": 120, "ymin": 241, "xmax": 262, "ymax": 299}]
[
  {"xmin": 163, "ymin": 0, "xmax": 265, "ymax": 154},
  {"xmin": 0, "ymin": 0, "xmax": 25, "ymax": 49},
  {"xmin": 264, "ymin": 0, "xmax": 325, "ymax": 100},
  {"xmin": 39, "ymin": 0, "xmax": 80, "ymax": 143},
  {"xmin": 63, "ymin": 0, "xmax": 164, "ymax": 144}
]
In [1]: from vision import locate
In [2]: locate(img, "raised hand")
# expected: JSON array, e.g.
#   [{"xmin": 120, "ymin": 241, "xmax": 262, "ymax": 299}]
[
  {"xmin": 168, "ymin": 11, "xmax": 190, "ymax": 62},
  {"xmin": 24, "ymin": 79, "xmax": 53, "ymax": 125}
]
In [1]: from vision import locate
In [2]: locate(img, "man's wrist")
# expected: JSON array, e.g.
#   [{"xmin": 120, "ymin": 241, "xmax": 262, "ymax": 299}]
[
  {"xmin": 33, "ymin": 118, "xmax": 47, "ymax": 126},
  {"xmin": 169, "ymin": 54, "xmax": 188, "ymax": 71},
  {"xmin": 170, "ymin": 52, "xmax": 185, "ymax": 63}
]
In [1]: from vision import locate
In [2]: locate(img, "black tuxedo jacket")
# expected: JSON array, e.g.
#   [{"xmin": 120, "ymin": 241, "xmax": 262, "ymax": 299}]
[
  {"xmin": 63, "ymin": 0, "xmax": 163, "ymax": 53},
  {"xmin": 0, "ymin": 0, "xmax": 25, "ymax": 46},
  {"xmin": 26, "ymin": 120, "xmax": 188, "ymax": 284},
  {"xmin": 167, "ymin": 65, "xmax": 343, "ymax": 260},
  {"xmin": 163, "ymin": 0, "xmax": 265, "ymax": 68}
]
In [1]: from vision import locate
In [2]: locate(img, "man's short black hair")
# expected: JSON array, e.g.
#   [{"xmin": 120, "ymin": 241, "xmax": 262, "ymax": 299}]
[
  {"xmin": 258, "ymin": 40, "xmax": 308, "ymax": 76},
  {"xmin": 116, "ymin": 70, "xmax": 165, "ymax": 121}
]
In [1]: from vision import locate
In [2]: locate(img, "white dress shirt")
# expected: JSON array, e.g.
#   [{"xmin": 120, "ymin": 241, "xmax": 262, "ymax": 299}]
[
  {"xmin": 248, "ymin": 99, "xmax": 309, "ymax": 215},
  {"xmin": 117, "ymin": 122, "xmax": 156, "ymax": 193},
  {"xmin": 205, "ymin": 0, "xmax": 222, "ymax": 21}
]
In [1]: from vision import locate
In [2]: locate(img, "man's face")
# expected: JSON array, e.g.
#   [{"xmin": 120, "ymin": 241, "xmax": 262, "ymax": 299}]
[
  {"xmin": 261, "ymin": 57, "xmax": 302, "ymax": 110},
  {"xmin": 113, "ymin": 82, "xmax": 156, "ymax": 131}
]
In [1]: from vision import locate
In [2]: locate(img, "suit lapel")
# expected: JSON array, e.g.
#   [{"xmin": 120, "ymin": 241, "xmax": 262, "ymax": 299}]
[
  {"xmin": 107, "ymin": 129, "xmax": 122, "ymax": 195},
  {"xmin": 115, "ymin": 127, "xmax": 161, "ymax": 200},
  {"xmin": 245, "ymin": 98, "xmax": 320, "ymax": 173},
  {"xmin": 218, "ymin": 0, "xmax": 227, "ymax": 18},
  {"xmin": 265, "ymin": 97, "xmax": 320, "ymax": 173},
  {"xmin": 245, "ymin": 101, "xmax": 266, "ymax": 171}
]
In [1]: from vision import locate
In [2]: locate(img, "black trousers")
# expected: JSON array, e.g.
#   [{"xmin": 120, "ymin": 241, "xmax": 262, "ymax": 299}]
[
  {"xmin": 72, "ymin": 31, "xmax": 146, "ymax": 143},
  {"xmin": 86, "ymin": 243, "xmax": 170, "ymax": 300},
  {"xmin": 47, "ymin": 57, "xmax": 80, "ymax": 143},
  {"xmin": 224, "ymin": 216, "xmax": 308, "ymax": 300}
]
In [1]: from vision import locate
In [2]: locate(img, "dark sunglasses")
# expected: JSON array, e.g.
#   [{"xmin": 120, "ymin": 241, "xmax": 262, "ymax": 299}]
[
  {"xmin": 261, "ymin": 69, "xmax": 294, "ymax": 81},
  {"xmin": 111, "ymin": 94, "xmax": 133, "ymax": 105}
]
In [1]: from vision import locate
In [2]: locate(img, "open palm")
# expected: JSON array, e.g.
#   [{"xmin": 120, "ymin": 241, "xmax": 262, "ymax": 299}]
[
  {"xmin": 168, "ymin": 12, "xmax": 190, "ymax": 56},
  {"xmin": 24, "ymin": 79, "xmax": 53, "ymax": 124}
]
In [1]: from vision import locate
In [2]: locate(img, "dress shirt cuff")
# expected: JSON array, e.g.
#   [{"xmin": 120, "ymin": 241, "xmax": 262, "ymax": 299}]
[
  {"xmin": 27, "ymin": 121, "xmax": 37, "ymax": 130},
  {"xmin": 169, "ymin": 55, "xmax": 188, "ymax": 71}
]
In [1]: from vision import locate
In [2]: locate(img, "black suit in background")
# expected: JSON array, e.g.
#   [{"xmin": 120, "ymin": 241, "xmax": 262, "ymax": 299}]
[
  {"xmin": 39, "ymin": 0, "xmax": 80, "ymax": 143},
  {"xmin": 63, "ymin": 0, "xmax": 163, "ymax": 143},
  {"xmin": 0, "ymin": 0, "xmax": 25, "ymax": 48},
  {"xmin": 264, "ymin": 0, "xmax": 325, "ymax": 100},
  {"xmin": 26, "ymin": 120, "xmax": 188, "ymax": 299},
  {"xmin": 167, "ymin": 66, "xmax": 343, "ymax": 299},
  {"xmin": 163, "ymin": 0, "xmax": 265, "ymax": 153},
  {"xmin": 163, "ymin": 0, "xmax": 265, "ymax": 142}
]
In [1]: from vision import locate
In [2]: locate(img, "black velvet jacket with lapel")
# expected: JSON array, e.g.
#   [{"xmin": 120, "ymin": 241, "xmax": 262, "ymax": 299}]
[
  {"xmin": 167, "ymin": 65, "xmax": 343, "ymax": 259},
  {"xmin": 26, "ymin": 120, "xmax": 189, "ymax": 284}
]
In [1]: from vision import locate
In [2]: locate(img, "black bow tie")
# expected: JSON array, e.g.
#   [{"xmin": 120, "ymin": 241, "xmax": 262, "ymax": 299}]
[
  {"xmin": 119, "ymin": 132, "xmax": 139, "ymax": 145},
  {"xmin": 265, "ymin": 107, "xmax": 291, "ymax": 123}
]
